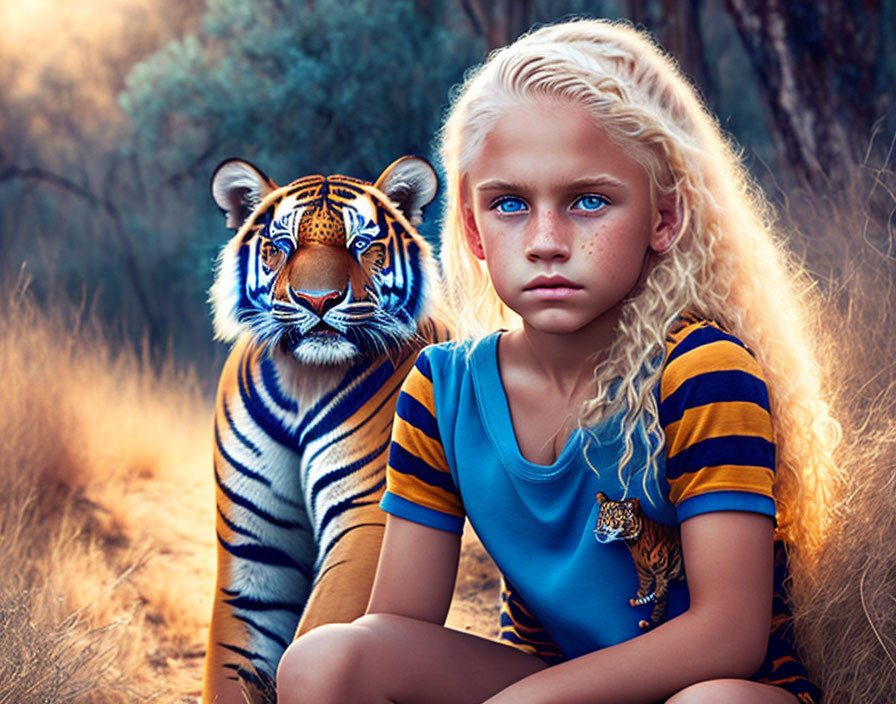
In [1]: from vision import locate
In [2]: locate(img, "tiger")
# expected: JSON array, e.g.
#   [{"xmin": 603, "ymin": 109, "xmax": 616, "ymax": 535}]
[
  {"xmin": 201, "ymin": 155, "xmax": 449, "ymax": 704},
  {"xmin": 593, "ymin": 491, "xmax": 685, "ymax": 630}
]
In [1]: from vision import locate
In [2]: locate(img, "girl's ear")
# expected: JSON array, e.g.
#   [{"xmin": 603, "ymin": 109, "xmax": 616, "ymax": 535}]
[
  {"xmin": 462, "ymin": 205, "xmax": 486, "ymax": 260},
  {"xmin": 650, "ymin": 193, "xmax": 681, "ymax": 253}
]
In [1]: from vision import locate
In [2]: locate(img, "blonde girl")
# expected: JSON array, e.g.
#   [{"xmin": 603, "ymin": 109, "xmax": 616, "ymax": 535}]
[{"xmin": 277, "ymin": 18, "xmax": 838, "ymax": 704}]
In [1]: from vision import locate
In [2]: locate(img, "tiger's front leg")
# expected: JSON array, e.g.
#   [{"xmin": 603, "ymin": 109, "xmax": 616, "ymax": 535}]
[
  {"xmin": 202, "ymin": 341, "xmax": 317, "ymax": 704},
  {"xmin": 290, "ymin": 374, "xmax": 403, "ymax": 637},
  {"xmin": 630, "ymin": 562, "xmax": 656, "ymax": 605},
  {"xmin": 294, "ymin": 504, "xmax": 386, "ymax": 637},
  {"xmin": 203, "ymin": 466, "xmax": 315, "ymax": 704},
  {"xmin": 648, "ymin": 576, "xmax": 672, "ymax": 629}
]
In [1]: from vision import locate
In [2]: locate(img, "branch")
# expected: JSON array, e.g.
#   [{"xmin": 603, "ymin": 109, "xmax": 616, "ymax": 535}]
[{"xmin": 0, "ymin": 159, "xmax": 163, "ymax": 347}]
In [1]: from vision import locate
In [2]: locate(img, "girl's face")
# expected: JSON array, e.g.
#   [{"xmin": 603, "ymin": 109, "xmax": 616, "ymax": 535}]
[{"xmin": 462, "ymin": 99, "xmax": 676, "ymax": 338}]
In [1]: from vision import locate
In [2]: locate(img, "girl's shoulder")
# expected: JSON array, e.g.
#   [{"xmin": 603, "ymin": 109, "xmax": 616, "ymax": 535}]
[
  {"xmin": 660, "ymin": 313, "xmax": 766, "ymax": 398},
  {"xmin": 412, "ymin": 332, "xmax": 501, "ymax": 379},
  {"xmin": 416, "ymin": 332, "xmax": 501, "ymax": 363},
  {"xmin": 664, "ymin": 313, "xmax": 757, "ymax": 362}
]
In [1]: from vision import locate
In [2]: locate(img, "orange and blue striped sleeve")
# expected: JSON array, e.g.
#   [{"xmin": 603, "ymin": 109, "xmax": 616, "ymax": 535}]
[
  {"xmin": 659, "ymin": 321, "xmax": 776, "ymax": 522},
  {"xmin": 380, "ymin": 349, "xmax": 465, "ymax": 534}
]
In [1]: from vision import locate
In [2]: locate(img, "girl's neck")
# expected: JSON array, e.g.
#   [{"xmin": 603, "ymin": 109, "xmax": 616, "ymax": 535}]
[
  {"xmin": 495, "ymin": 310, "xmax": 622, "ymax": 465},
  {"xmin": 501, "ymin": 305, "xmax": 622, "ymax": 401}
]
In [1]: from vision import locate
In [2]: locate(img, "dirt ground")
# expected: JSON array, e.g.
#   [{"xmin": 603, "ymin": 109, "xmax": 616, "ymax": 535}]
[{"xmin": 128, "ymin": 449, "xmax": 501, "ymax": 701}]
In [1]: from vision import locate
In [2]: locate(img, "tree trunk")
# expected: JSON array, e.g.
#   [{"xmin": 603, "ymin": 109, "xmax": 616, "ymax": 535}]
[
  {"xmin": 0, "ymin": 157, "xmax": 163, "ymax": 349},
  {"xmin": 659, "ymin": 0, "xmax": 718, "ymax": 106},
  {"xmin": 460, "ymin": 0, "xmax": 536, "ymax": 52},
  {"xmin": 725, "ymin": 0, "xmax": 885, "ymax": 191}
]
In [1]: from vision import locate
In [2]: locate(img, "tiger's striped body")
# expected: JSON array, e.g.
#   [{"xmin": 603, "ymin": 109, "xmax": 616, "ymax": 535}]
[
  {"xmin": 593, "ymin": 492, "xmax": 685, "ymax": 630},
  {"xmin": 202, "ymin": 157, "xmax": 446, "ymax": 704}
]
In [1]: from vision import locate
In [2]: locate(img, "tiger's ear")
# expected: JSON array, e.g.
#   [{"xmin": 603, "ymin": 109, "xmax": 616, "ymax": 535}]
[
  {"xmin": 211, "ymin": 159, "xmax": 278, "ymax": 230},
  {"xmin": 374, "ymin": 156, "xmax": 438, "ymax": 227}
]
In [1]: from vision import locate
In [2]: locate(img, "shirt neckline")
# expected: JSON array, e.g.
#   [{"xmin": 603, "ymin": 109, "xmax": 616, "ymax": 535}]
[{"xmin": 470, "ymin": 332, "xmax": 583, "ymax": 482}]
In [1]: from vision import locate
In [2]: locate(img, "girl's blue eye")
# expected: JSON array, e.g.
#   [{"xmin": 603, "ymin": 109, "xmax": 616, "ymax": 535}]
[
  {"xmin": 573, "ymin": 194, "xmax": 609, "ymax": 212},
  {"xmin": 493, "ymin": 197, "xmax": 527, "ymax": 214}
]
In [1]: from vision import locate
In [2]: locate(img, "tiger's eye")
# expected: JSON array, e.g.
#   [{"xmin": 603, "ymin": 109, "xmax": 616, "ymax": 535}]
[{"xmin": 261, "ymin": 242, "xmax": 285, "ymax": 271}]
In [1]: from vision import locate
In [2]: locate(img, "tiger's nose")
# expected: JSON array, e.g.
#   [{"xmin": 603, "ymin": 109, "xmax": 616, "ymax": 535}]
[{"xmin": 290, "ymin": 288, "xmax": 343, "ymax": 316}]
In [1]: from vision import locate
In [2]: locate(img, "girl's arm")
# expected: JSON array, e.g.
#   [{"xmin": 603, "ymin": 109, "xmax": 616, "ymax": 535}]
[
  {"xmin": 366, "ymin": 514, "xmax": 462, "ymax": 624},
  {"xmin": 483, "ymin": 510, "xmax": 774, "ymax": 704}
]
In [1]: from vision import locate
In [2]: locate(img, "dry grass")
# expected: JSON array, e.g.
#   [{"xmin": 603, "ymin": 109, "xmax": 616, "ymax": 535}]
[
  {"xmin": 781, "ymin": 150, "xmax": 896, "ymax": 703},
  {"xmin": 0, "ymin": 287, "xmax": 215, "ymax": 703},
  {"xmin": 0, "ymin": 281, "xmax": 501, "ymax": 704}
]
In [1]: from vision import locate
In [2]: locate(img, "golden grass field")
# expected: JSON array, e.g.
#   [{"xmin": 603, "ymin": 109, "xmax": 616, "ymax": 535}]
[
  {"xmin": 2, "ymin": 175, "xmax": 895, "ymax": 703},
  {"xmin": 0, "ymin": 292, "xmax": 216, "ymax": 702},
  {"xmin": 0, "ymin": 292, "xmax": 503, "ymax": 703}
]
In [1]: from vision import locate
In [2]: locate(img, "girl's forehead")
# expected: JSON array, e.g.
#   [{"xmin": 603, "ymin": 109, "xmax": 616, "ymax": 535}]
[
  {"xmin": 487, "ymin": 95, "xmax": 598, "ymax": 138},
  {"xmin": 465, "ymin": 100, "xmax": 649, "ymax": 190}
]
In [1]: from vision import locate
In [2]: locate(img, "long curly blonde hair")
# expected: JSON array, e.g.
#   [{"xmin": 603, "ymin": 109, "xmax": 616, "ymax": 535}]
[{"xmin": 438, "ymin": 19, "xmax": 841, "ymax": 552}]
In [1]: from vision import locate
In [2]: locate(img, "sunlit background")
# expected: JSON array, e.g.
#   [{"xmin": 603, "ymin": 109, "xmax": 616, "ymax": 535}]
[{"xmin": 1, "ymin": 1, "xmax": 894, "ymax": 702}]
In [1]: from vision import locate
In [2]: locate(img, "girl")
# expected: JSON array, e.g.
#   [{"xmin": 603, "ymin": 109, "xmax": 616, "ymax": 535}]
[{"xmin": 277, "ymin": 19, "xmax": 839, "ymax": 704}]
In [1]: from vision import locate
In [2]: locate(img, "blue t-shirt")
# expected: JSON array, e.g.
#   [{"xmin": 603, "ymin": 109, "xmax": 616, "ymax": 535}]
[{"xmin": 380, "ymin": 318, "xmax": 776, "ymax": 660}]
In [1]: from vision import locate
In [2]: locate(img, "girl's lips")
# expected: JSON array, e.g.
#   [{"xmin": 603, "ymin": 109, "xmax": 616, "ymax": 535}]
[
  {"xmin": 525, "ymin": 286, "xmax": 582, "ymax": 300},
  {"xmin": 524, "ymin": 275, "xmax": 583, "ymax": 292}
]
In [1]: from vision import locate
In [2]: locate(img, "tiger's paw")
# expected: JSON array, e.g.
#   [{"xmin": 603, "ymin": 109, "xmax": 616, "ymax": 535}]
[{"xmin": 629, "ymin": 593, "xmax": 655, "ymax": 606}]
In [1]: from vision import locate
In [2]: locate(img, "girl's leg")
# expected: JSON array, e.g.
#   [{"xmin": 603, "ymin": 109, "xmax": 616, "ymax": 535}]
[
  {"xmin": 277, "ymin": 612, "xmax": 548, "ymax": 704},
  {"xmin": 665, "ymin": 679, "xmax": 801, "ymax": 704}
]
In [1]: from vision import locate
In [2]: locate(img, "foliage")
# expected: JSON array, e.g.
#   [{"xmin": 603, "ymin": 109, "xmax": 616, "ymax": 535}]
[{"xmin": 120, "ymin": 0, "xmax": 478, "ymax": 184}]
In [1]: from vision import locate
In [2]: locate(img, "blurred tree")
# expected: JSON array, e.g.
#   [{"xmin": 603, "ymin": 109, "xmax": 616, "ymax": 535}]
[
  {"xmin": 724, "ymin": 0, "xmax": 895, "ymax": 191},
  {"xmin": 121, "ymin": 0, "xmax": 477, "ymax": 186},
  {"xmin": 0, "ymin": 0, "xmax": 206, "ymax": 351},
  {"xmin": 458, "ymin": 0, "xmax": 609, "ymax": 52},
  {"xmin": 0, "ymin": 154, "xmax": 162, "ymax": 344},
  {"xmin": 459, "ymin": 0, "xmax": 535, "ymax": 50}
]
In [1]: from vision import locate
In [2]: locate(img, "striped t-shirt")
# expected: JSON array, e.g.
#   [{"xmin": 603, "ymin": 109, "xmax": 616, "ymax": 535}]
[{"xmin": 380, "ymin": 317, "xmax": 776, "ymax": 659}]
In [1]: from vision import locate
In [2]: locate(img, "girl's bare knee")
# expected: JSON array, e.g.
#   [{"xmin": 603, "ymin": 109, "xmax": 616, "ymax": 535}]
[
  {"xmin": 666, "ymin": 679, "xmax": 798, "ymax": 704},
  {"xmin": 276, "ymin": 622, "xmax": 367, "ymax": 704},
  {"xmin": 666, "ymin": 680, "xmax": 726, "ymax": 704},
  {"xmin": 352, "ymin": 611, "xmax": 407, "ymax": 631}
]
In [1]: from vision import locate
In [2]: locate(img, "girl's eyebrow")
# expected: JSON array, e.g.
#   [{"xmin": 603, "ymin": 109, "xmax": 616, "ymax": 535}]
[
  {"xmin": 475, "ymin": 176, "xmax": 627, "ymax": 192},
  {"xmin": 568, "ymin": 176, "xmax": 627, "ymax": 189},
  {"xmin": 475, "ymin": 179, "xmax": 522, "ymax": 192}
]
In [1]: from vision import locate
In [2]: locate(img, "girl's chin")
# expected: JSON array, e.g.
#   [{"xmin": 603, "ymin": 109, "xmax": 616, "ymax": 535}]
[
  {"xmin": 517, "ymin": 307, "xmax": 622, "ymax": 341},
  {"xmin": 521, "ymin": 317, "xmax": 599, "ymax": 337}
]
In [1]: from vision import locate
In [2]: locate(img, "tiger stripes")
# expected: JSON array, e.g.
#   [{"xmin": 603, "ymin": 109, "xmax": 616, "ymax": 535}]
[
  {"xmin": 202, "ymin": 157, "xmax": 449, "ymax": 704},
  {"xmin": 498, "ymin": 582, "xmax": 565, "ymax": 665}
]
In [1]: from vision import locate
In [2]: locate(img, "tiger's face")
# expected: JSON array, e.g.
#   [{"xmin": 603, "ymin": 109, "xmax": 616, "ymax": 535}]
[
  {"xmin": 593, "ymin": 492, "xmax": 643, "ymax": 543},
  {"xmin": 210, "ymin": 157, "xmax": 438, "ymax": 364}
]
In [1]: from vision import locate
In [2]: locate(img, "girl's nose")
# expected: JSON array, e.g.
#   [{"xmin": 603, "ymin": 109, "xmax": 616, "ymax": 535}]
[{"xmin": 525, "ymin": 211, "xmax": 570, "ymax": 261}]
